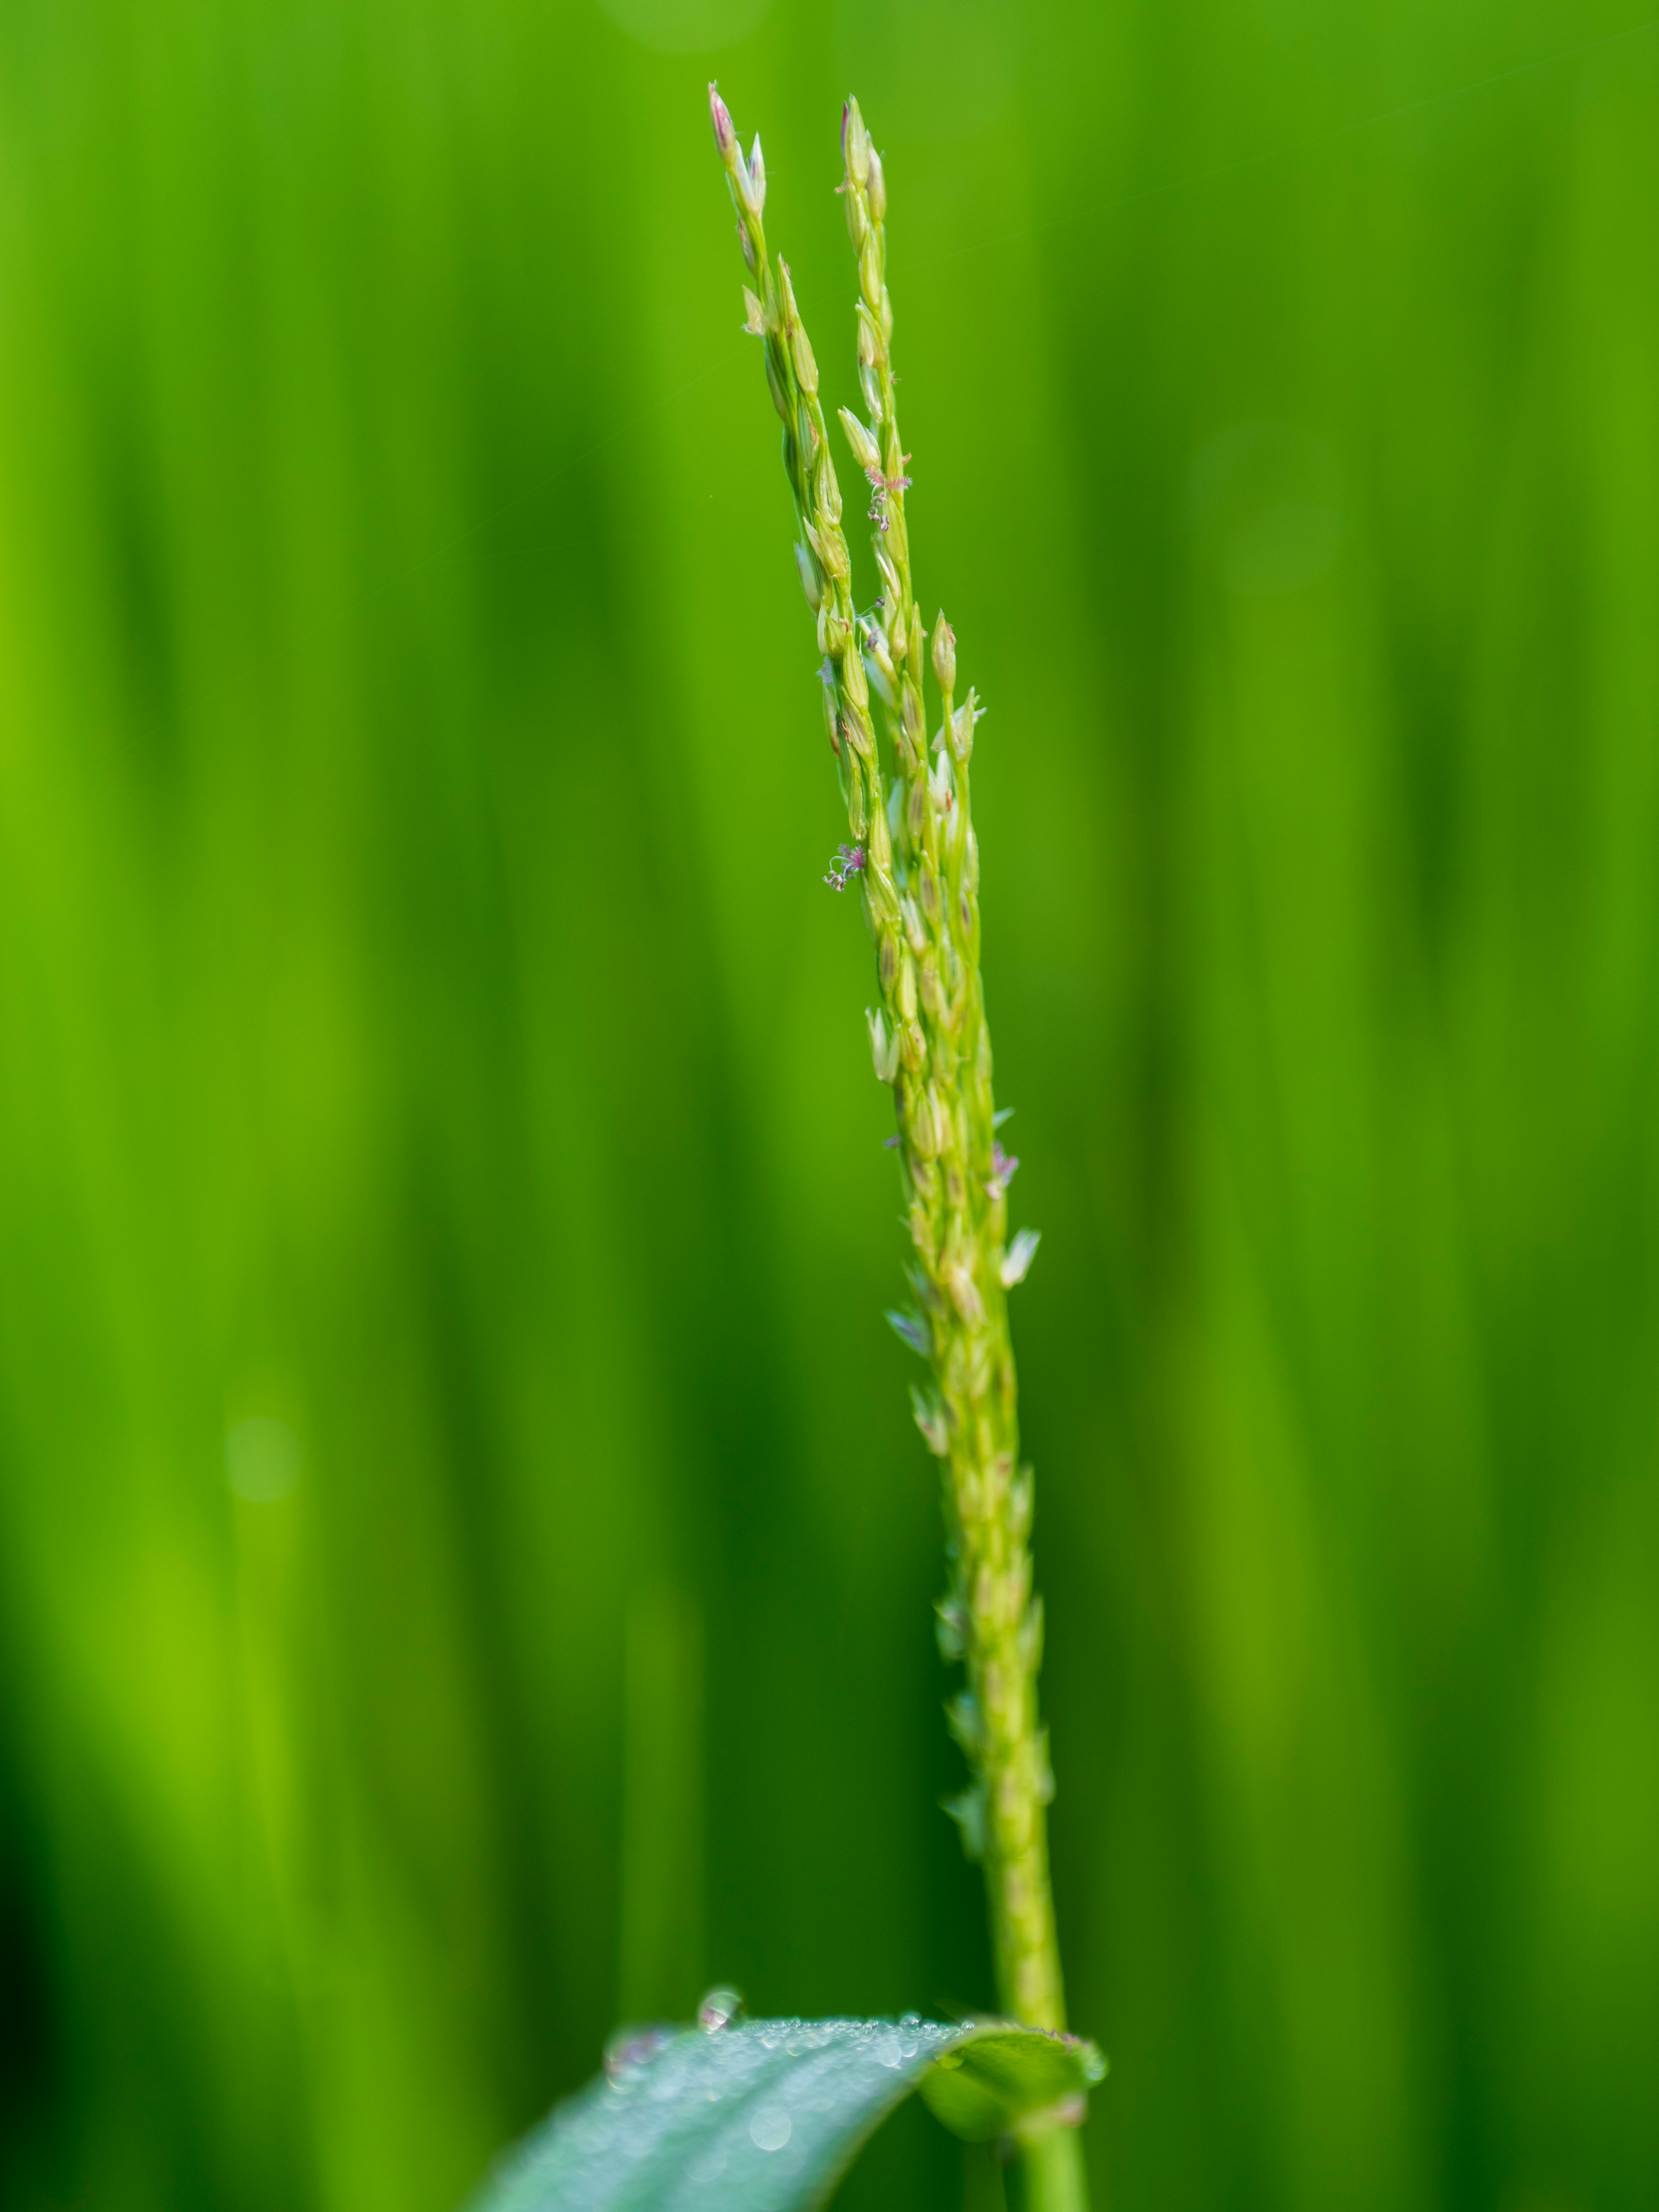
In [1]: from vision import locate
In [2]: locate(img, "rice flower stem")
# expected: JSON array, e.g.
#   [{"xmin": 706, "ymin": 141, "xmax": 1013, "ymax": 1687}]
[{"xmin": 709, "ymin": 89, "xmax": 1081, "ymax": 2197}]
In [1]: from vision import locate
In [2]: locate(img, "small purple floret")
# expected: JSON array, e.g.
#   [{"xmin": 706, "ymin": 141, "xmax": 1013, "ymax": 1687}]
[
  {"xmin": 988, "ymin": 1141, "xmax": 1020, "ymax": 1196},
  {"xmin": 824, "ymin": 842, "xmax": 867, "ymax": 891}
]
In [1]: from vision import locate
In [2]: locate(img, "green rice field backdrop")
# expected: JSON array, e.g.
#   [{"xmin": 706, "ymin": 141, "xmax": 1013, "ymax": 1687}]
[{"xmin": 0, "ymin": 1, "xmax": 1656, "ymax": 2208}]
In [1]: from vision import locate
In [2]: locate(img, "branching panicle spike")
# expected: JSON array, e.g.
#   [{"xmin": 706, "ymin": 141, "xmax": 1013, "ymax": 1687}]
[{"xmin": 708, "ymin": 91, "xmax": 1080, "ymax": 2201}]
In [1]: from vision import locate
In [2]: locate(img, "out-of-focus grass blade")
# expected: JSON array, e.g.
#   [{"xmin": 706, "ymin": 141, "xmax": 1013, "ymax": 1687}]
[{"xmin": 474, "ymin": 2018, "xmax": 1103, "ymax": 2212}]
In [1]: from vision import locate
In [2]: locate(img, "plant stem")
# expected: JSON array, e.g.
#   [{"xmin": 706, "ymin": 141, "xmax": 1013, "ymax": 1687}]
[
  {"xmin": 709, "ymin": 88, "xmax": 1086, "ymax": 2212},
  {"xmin": 1011, "ymin": 2126, "xmax": 1090, "ymax": 2212}
]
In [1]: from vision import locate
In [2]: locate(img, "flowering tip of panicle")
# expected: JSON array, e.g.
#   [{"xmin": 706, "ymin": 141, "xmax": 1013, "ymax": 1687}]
[
  {"xmin": 708, "ymin": 83, "xmax": 737, "ymax": 159},
  {"xmin": 843, "ymin": 96, "xmax": 871, "ymax": 186},
  {"xmin": 709, "ymin": 83, "xmax": 763, "ymax": 214}
]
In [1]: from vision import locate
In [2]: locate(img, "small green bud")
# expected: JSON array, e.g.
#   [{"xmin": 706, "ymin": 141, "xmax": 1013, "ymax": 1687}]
[
  {"xmin": 887, "ymin": 1306, "xmax": 929, "ymax": 1356},
  {"xmin": 934, "ymin": 1597, "xmax": 966, "ymax": 1663},
  {"xmin": 859, "ymin": 231, "xmax": 883, "ymax": 310},
  {"xmin": 748, "ymin": 133, "xmax": 766, "ymax": 214},
  {"xmin": 911, "ymin": 1384, "xmax": 950, "ymax": 1456},
  {"xmin": 795, "ymin": 540, "xmax": 822, "ymax": 611},
  {"xmin": 945, "ymin": 1688, "xmax": 982, "ymax": 1755},
  {"xmin": 884, "ymin": 493, "xmax": 909, "ymax": 568},
  {"xmin": 896, "ymin": 948, "xmax": 918, "ymax": 1023},
  {"xmin": 907, "ymin": 1191, "xmax": 935, "ymax": 1261},
  {"xmin": 733, "ymin": 146, "xmax": 762, "ymax": 219},
  {"xmin": 1009, "ymin": 1464, "xmax": 1033, "ymax": 1543},
  {"xmin": 983, "ymin": 1449, "xmax": 1012, "ymax": 1506},
  {"xmin": 1004, "ymin": 1552, "xmax": 1033, "ymax": 1630},
  {"xmin": 790, "ymin": 318, "xmax": 819, "ymax": 395},
  {"xmin": 846, "ymin": 751, "xmax": 866, "ymax": 835},
  {"xmin": 844, "ymin": 183, "xmax": 868, "ymax": 251},
  {"xmin": 741, "ymin": 286, "xmax": 765, "ymax": 336},
  {"xmin": 931, "ymin": 612, "xmax": 956, "ymax": 694},
  {"xmin": 947, "ymin": 1260, "xmax": 984, "ymax": 1326},
  {"xmin": 838, "ymin": 407, "xmax": 881, "ymax": 474},
  {"xmin": 950, "ymin": 689, "xmax": 984, "ymax": 763},
  {"xmin": 867, "ymin": 1007, "xmax": 900, "ymax": 1084},
  {"xmin": 805, "ymin": 518, "xmax": 849, "ymax": 581},
  {"xmin": 867, "ymin": 791, "xmax": 893, "ymax": 873},
  {"xmin": 929, "ymin": 746, "xmax": 954, "ymax": 816},
  {"xmin": 918, "ymin": 856, "xmax": 940, "ymax": 924},
  {"xmin": 813, "ymin": 445, "xmax": 840, "ymax": 522},
  {"xmin": 842, "ymin": 97, "xmax": 871, "ymax": 187},
  {"xmin": 878, "ymin": 928, "xmax": 899, "ymax": 993},
  {"xmin": 926, "ymin": 1085, "xmax": 954, "ymax": 1160},
  {"xmin": 764, "ymin": 342, "xmax": 791, "ymax": 422},
  {"xmin": 866, "ymin": 144, "xmax": 887, "ymax": 223},
  {"xmin": 943, "ymin": 1784, "xmax": 986, "ymax": 1862},
  {"xmin": 901, "ymin": 681, "xmax": 925, "ymax": 752},
  {"xmin": 818, "ymin": 661, "xmax": 839, "ymax": 747}
]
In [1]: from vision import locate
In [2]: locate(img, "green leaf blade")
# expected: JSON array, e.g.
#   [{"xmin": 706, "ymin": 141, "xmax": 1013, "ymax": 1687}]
[
  {"xmin": 473, "ymin": 2018, "xmax": 1103, "ymax": 2212},
  {"xmin": 917, "ymin": 2028, "xmax": 1106, "ymax": 2144}
]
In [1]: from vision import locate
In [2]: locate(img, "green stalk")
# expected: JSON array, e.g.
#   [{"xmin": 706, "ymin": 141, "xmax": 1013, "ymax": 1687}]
[{"xmin": 709, "ymin": 88, "xmax": 1088, "ymax": 2211}]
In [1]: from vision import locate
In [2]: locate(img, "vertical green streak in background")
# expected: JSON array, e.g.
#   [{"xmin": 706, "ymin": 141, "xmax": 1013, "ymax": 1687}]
[
  {"xmin": 0, "ymin": 3, "xmax": 1656, "ymax": 2212},
  {"xmin": 619, "ymin": 1586, "xmax": 704, "ymax": 2023}
]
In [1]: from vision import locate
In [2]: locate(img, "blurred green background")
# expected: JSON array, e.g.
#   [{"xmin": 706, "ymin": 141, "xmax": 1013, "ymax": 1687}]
[{"xmin": 1, "ymin": 0, "xmax": 1657, "ymax": 2207}]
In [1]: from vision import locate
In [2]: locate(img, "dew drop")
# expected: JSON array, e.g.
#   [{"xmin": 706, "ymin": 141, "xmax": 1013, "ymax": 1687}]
[
  {"xmin": 749, "ymin": 2107, "xmax": 792, "ymax": 2153},
  {"xmin": 698, "ymin": 1986, "xmax": 744, "ymax": 2033},
  {"xmin": 604, "ymin": 2025, "xmax": 673, "ymax": 2083}
]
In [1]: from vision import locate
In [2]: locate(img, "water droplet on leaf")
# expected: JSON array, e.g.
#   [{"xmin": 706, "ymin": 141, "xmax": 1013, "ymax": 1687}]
[
  {"xmin": 698, "ymin": 1986, "xmax": 744, "ymax": 2033},
  {"xmin": 604, "ymin": 2025, "xmax": 673, "ymax": 2083},
  {"xmin": 749, "ymin": 2107, "xmax": 792, "ymax": 2152}
]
